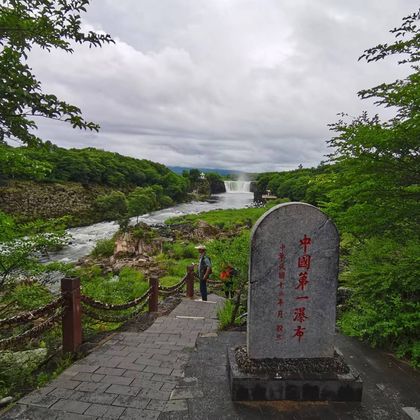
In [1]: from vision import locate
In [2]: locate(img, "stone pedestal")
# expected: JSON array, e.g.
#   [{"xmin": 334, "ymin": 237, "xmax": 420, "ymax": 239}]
[{"xmin": 227, "ymin": 347, "xmax": 363, "ymax": 401}]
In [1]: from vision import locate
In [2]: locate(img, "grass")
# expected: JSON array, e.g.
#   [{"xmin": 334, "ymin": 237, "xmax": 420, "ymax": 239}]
[
  {"xmin": 165, "ymin": 198, "xmax": 288, "ymax": 229},
  {"xmin": 217, "ymin": 299, "xmax": 243, "ymax": 330}
]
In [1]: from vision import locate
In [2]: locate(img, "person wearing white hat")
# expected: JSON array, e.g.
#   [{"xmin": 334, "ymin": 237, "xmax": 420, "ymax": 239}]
[{"xmin": 195, "ymin": 244, "xmax": 212, "ymax": 301}]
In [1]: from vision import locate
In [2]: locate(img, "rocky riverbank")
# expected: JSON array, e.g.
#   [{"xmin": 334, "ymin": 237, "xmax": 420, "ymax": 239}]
[
  {"xmin": 0, "ymin": 180, "xmax": 114, "ymax": 223},
  {"xmin": 78, "ymin": 220, "xmax": 248, "ymax": 277}
]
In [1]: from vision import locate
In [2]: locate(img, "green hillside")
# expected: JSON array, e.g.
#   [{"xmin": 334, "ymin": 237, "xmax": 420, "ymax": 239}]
[{"xmin": 0, "ymin": 144, "xmax": 189, "ymax": 224}]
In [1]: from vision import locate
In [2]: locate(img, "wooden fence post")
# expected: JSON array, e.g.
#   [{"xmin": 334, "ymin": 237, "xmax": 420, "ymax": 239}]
[
  {"xmin": 148, "ymin": 276, "xmax": 159, "ymax": 313},
  {"xmin": 186, "ymin": 265, "xmax": 195, "ymax": 299},
  {"xmin": 61, "ymin": 277, "xmax": 82, "ymax": 354}
]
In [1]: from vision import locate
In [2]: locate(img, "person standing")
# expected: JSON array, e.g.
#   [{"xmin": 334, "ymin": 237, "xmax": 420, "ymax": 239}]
[
  {"xmin": 195, "ymin": 244, "xmax": 212, "ymax": 301},
  {"xmin": 220, "ymin": 265, "xmax": 236, "ymax": 299}
]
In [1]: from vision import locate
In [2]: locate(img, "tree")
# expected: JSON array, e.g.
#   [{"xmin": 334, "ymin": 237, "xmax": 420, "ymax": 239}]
[
  {"xmin": 205, "ymin": 172, "xmax": 225, "ymax": 194},
  {"xmin": 325, "ymin": 10, "xmax": 420, "ymax": 365},
  {"xmin": 325, "ymin": 10, "xmax": 420, "ymax": 239},
  {"xmin": 0, "ymin": 211, "xmax": 67, "ymax": 286},
  {"xmin": 94, "ymin": 191, "xmax": 128, "ymax": 221},
  {"xmin": 0, "ymin": 0, "xmax": 113, "ymax": 145},
  {"xmin": 0, "ymin": 144, "xmax": 51, "ymax": 183},
  {"xmin": 127, "ymin": 187, "xmax": 156, "ymax": 221}
]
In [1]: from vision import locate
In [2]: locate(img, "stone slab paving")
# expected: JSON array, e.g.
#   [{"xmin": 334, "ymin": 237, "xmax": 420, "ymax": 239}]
[
  {"xmin": 1, "ymin": 295, "xmax": 224, "ymax": 420},
  {"xmin": 178, "ymin": 331, "xmax": 420, "ymax": 420}
]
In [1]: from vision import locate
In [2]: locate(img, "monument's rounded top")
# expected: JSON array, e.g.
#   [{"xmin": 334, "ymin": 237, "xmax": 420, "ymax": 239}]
[{"xmin": 251, "ymin": 202, "xmax": 332, "ymax": 239}]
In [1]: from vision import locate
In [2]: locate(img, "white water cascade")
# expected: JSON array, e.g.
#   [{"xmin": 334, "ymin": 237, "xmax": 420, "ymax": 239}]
[{"xmin": 224, "ymin": 180, "xmax": 252, "ymax": 193}]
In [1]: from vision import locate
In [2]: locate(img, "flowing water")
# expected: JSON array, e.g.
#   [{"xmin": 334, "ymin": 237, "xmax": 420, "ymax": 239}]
[
  {"xmin": 45, "ymin": 189, "xmax": 253, "ymax": 263},
  {"xmin": 224, "ymin": 180, "xmax": 252, "ymax": 193}
]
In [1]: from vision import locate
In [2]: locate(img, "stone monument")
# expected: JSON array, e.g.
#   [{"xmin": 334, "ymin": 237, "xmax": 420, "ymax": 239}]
[
  {"xmin": 227, "ymin": 202, "xmax": 363, "ymax": 401},
  {"xmin": 248, "ymin": 202, "xmax": 338, "ymax": 358}
]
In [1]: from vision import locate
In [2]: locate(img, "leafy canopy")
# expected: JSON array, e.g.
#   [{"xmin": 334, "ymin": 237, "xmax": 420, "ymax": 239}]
[
  {"xmin": 325, "ymin": 10, "xmax": 420, "ymax": 240},
  {"xmin": 0, "ymin": 0, "xmax": 113, "ymax": 145}
]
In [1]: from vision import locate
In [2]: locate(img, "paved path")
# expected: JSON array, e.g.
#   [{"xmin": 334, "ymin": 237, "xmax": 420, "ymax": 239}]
[
  {"xmin": 184, "ymin": 332, "xmax": 420, "ymax": 420},
  {"xmin": 4, "ymin": 295, "xmax": 420, "ymax": 420},
  {"xmin": 2, "ymin": 295, "xmax": 224, "ymax": 420}
]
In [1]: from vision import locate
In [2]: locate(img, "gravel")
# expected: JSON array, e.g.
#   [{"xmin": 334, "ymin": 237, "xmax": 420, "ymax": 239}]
[{"xmin": 235, "ymin": 345, "xmax": 349, "ymax": 377}]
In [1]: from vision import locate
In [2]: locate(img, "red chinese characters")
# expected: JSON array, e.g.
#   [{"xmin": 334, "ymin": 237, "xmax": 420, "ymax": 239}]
[
  {"xmin": 293, "ymin": 234, "xmax": 312, "ymax": 343},
  {"xmin": 276, "ymin": 243, "xmax": 286, "ymax": 341},
  {"xmin": 293, "ymin": 325, "xmax": 305, "ymax": 342},
  {"xmin": 295, "ymin": 271, "xmax": 309, "ymax": 291},
  {"xmin": 293, "ymin": 307, "xmax": 308, "ymax": 323}
]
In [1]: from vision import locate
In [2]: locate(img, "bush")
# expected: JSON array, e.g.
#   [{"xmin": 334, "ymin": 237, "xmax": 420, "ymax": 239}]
[
  {"xmin": 164, "ymin": 242, "xmax": 196, "ymax": 260},
  {"xmin": 94, "ymin": 191, "xmax": 128, "ymax": 221},
  {"xmin": 90, "ymin": 239, "xmax": 115, "ymax": 258},
  {"xmin": 338, "ymin": 237, "xmax": 420, "ymax": 367}
]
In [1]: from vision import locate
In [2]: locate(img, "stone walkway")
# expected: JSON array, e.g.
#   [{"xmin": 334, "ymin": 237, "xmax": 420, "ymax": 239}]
[
  {"xmin": 1, "ymin": 295, "xmax": 224, "ymax": 420},
  {"xmin": 3, "ymin": 294, "xmax": 419, "ymax": 420}
]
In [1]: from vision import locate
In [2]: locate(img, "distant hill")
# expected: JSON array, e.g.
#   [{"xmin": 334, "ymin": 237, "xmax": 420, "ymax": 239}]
[{"xmin": 169, "ymin": 166, "xmax": 244, "ymax": 176}]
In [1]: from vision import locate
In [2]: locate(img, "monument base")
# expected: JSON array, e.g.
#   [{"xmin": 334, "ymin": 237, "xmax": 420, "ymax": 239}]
[{"xmin": 227, "ymin": 347, "xmax": 363, "ymax": 401}]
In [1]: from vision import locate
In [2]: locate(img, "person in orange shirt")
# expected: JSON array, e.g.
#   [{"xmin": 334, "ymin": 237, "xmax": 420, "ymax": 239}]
[{"xmin": 220, "ymin": 265, "xmax": 236, "ymax": 299}]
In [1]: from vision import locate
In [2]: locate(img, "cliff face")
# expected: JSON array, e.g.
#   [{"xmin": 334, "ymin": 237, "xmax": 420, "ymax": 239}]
[{"xmin": 0, "ymin": 181, "xmax": 113, "ymax": 222}]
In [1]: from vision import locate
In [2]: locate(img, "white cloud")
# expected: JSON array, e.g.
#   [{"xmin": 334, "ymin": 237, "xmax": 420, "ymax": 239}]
[{"xmin": 27, "ymin": 0, "xmax": 418, "ymax": 172}]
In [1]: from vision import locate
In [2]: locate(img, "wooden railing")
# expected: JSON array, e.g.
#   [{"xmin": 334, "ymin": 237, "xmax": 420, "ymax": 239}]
[{"xmin": 0, "ymin": 265, "xmax": 196, "ymax": 354}]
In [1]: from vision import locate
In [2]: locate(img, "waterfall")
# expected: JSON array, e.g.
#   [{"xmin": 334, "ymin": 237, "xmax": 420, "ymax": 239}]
[{"xmin": 224, "ymin": 180, "xmax": 251, "ymax": 193}]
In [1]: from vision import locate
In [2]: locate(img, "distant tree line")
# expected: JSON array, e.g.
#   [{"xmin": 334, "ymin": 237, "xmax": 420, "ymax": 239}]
[{"xmin": 0, "ymin": 144, "xmax": 188, "ymax": 200}]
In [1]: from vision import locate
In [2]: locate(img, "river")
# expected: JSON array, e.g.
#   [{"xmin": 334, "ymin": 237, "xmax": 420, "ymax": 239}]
[{"xmin": 45, "ymin": 190, "xmax": 253, "ymax": 263}]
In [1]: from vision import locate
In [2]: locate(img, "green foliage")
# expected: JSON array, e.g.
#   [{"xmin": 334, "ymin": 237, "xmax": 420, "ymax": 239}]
[
  {"xmin": 0, "ymin": 348, "xmax": 47, "ymax": 399},
  {"xmin": 126, "ymin": 186, "xmax": 175, "ymax": 218},
  {"xmin": 5, "ymin": 281, "xmax": 52, "ymax": 310},
  {"xmin": 79, "ymin": 266, "xmax": 147, "ymax": 304},
  {"xmin": 0, "ymin": 210, "xmax": 15, "ymax": 242},
  {"xmin": 0, "ymin": 226, "xmax": 67, "ymax": 286},
  {"xmin": 329, "ymin": 11, "xmax": 420, "ymax": 366},
  {"xmin": 217, "ymin": 300, "xmax": 242, "ymax": 330},
  {"xmin": 163, "ymin": 242, "xmax": 196, "ymax": 260},
  {"xmin": 159, "ymin": 275, "xmax": 183, "ymax": 288},
  {"xmin": 206, "ymin": 231, "xmax": 250, "ymax": 284},
  {"xmin": 187, "ymin": 169, "xmax": 201, "ymax": 183},
  {"xmin": 130, "ymin": 224, "xmax": 157, "ymax": 244},
  {"xmin": 0, "ymin": 347, "xmax": 73, "ymax": 400},
  {"xmin": 0, "ymin": 146, "xmax": 189, "ymax": 209},
  {"xmin": 159, "ymin": 258, "xmax": 193, "ymax": 278},
  {"xmin": 0, "ymin": 145, "xmax": 52, "ymax": 183},
  {"xmin": 205, "ymin": 172, "xmax": 225, "ymax": 194},
  {"xmin": 324, "ymin": 11, "xmax": 420, "ymax": 240},
  {"xmin": 338, "ymin": 238, "xmax": 420, "ymax": 366},
  {"xmin": 166, "ymin": 200, "xmax": 285, "ymax": 229},
  {"xmin": 0, "ymin": 0, "xmax": 113, "ymax": 145},
  {"xmin": 90, "ymin": 239, "xmax": 115, "ymax": 258},
  {"xmin": 94, "ymin": 191, "xmax": 128, "ymax": 221},
  {"xmin": 256, "ymin": 166, "xmax": 331, "ymax": 205}
]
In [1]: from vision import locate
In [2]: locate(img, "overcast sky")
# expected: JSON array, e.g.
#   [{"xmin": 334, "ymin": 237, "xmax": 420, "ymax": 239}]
[{"xmin": 28, "ymin": 0, "xmax": 416, "ymax": 172}]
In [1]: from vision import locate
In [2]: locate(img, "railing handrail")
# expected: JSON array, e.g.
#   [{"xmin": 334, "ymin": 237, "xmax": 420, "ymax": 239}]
[
  {"xmin": 158, "ymin": 275, "xmax": 187, "ymax": 293},
  {"xmin": 0, "ymin": 265, "xmax": 196, "ymax": 353},
  {"xmin": 0, "ymin": 308, "xmax": 65, "ymax": 350},
  {"xmin": 0, "ymin": 296, "xmax": 64, "ymax": 328},
  {"xmin": 81, "ymin": 287, "xmax": 152, "ymax": 311}
]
